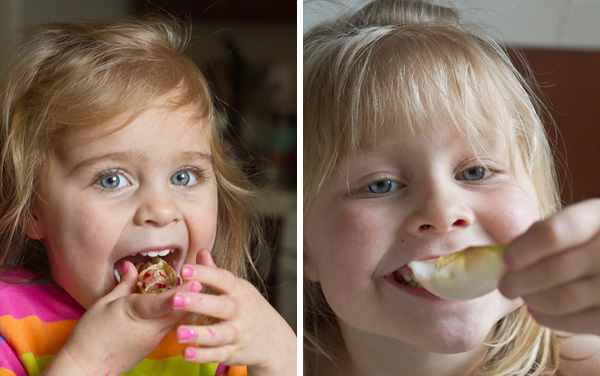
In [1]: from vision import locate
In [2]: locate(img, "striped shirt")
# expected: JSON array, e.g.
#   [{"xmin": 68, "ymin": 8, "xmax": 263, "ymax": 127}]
[{"xmin": 0, "ymin": 269, "xmax": 246, "ymax": 376}]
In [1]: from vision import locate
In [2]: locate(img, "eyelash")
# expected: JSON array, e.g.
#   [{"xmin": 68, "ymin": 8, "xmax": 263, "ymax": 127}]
[
  {"xmin": 92, "ymin": 166, "xmax": 208, "ymax": 189},
  {"xmin": 355, "ymin": 164, "xmax": 501, "ymax": 197}
]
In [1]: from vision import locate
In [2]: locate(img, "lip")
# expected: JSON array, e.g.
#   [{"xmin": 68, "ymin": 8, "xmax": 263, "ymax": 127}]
[{"xmin": 113, "ymin": 245, "xmax": 185, "ymax": 284}]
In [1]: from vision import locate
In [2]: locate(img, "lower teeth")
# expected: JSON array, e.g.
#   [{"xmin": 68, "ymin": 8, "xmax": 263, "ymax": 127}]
[{"xmin": 405, "ymin": 280, "xmax": 423, "ymax": 288}]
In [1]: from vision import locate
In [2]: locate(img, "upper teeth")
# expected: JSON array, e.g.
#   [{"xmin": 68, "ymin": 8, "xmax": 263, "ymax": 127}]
[{"xmin": 139, "ymin": 248, "xmax": 175, "ymax": 257}]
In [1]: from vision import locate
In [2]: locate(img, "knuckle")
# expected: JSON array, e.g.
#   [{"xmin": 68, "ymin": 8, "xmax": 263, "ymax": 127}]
[{"xmin": 213, "ymin": 345, "xmax": 235, "ymax": 363}]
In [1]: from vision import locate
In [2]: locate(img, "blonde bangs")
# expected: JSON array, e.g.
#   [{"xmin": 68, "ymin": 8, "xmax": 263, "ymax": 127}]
[
  {"xmin": 16, "ymin": 18, "xmax": 213, "ymax": 133},
  {"xmin": 305, "ymin": 21, "xmax": 559, "ymax": 217}
]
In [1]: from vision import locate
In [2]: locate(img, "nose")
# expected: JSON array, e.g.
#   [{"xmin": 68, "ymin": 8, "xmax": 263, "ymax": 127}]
[
  {"xmin": 133, "ymin": 185, "xmax": 182, "ymax": 227},
  {"xmin": 404, "ymin": 180, "xmax": 473, "ymax": 236}
]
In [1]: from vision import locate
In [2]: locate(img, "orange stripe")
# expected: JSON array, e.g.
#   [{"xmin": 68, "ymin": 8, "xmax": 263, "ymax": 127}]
[
  {"xmin": 146, "ymin": 329, "xmax": 187, "ymax": 359},
  {"xmin": 0, "ymin": 315, "xmax": 75, "ymax": 357},
  {"xmin": 0, "ymin": 367, "xmax": 18, "ymax": 376},
  {"xmin": 227, "ymin": 366, "xmax": 247, "ymax": 376}
]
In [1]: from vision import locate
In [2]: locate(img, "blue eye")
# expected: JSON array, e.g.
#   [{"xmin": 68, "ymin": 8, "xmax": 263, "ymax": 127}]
[
  {"xmin": 97, "ymin": 172, "xmax": 129, "ymax": 189},
  {"xmin": 460, "ymin": 167, "xmax": 492, "ymax": 181},
  {"xmin": 170, "ymin": 170, "xmax": 198, "ymax": 186},
  {"xmin": 366, "ymin": 179, "xmax": 399, "ymax": 194}
]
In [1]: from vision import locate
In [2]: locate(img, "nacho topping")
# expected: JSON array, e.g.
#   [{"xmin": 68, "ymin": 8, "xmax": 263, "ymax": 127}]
[{"xmin": 136, "ymin": 257, "xmax": 178, "ymax": 294}]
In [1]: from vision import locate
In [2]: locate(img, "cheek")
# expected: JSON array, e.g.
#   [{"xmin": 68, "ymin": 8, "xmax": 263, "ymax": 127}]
[
  {"xmin": 480, "ymin": 185, "xmax": 540, "ymax": 244},
  {"xmin": 306, "ymin": 200, "xmax": 392, "ymax": 300},
  {"xmin": 185, "ymin": 192, "xmax": 218, "ymax": 259}
]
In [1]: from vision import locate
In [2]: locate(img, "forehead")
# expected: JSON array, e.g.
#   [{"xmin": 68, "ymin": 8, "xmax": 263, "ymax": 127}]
[{"xmin": 54, "ymin": 102, "xmax": 212, "ymax": 164}]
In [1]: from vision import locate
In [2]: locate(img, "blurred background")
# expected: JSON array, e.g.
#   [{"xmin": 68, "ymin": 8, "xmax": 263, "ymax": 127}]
[
  {"xmin": 0, "ymin": 0, "xmax": 297, "ymax": 332},
  {"xmin": 305, "ymin": 0, "xmax": 600, "ymax": 205}
]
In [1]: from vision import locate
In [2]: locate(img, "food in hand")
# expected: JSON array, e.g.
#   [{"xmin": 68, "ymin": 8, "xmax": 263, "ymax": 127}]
[
  {"xmin": 136, "ymin": 257, "xmax": 178, "ymax": 294},
  {"xmin": 408, "ymin": 245, "xmax": 506, "ymax": 300}
]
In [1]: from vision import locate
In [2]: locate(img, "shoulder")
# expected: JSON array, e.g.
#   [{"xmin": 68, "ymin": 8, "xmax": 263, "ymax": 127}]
[{"xmin": 558, "ymin": 333, "xmax": 600, "ymax": 375}]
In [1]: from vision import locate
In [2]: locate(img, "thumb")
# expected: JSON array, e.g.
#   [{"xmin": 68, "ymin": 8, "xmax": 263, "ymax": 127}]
[
  {"xmin": 111, "ymin": 261, "xmax": 139, "ymax": 297},
  {"xmin": 196, "ymin": 248, "xmax": 217, "ymax": 267}
]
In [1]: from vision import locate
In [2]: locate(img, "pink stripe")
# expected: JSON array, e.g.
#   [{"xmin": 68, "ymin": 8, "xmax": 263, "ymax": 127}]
[
  {"xmin": 0, "ymin": 282, "xmax": 84, "ymax": 321},
  {"xmin": 0, "ymin": 341, "xmax": 27, "ymax": 375},
  {"xmin": 215, "ymin": 364, "xmax": 230, "ymax": 376}
]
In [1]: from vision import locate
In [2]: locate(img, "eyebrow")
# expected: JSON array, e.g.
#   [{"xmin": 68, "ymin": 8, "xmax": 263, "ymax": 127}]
[{"xmin": 70, "ymin": 150, "xmax": 214, "ymax": 174}]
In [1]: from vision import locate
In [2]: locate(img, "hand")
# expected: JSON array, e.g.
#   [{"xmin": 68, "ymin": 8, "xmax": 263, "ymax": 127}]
[
  {"xmin": 499, "ymin": 198, "xmax": 600, "ymax": 334},
  {"xmin": 172, "ymin": 249, "xmax": 297, "ymax": 375},
  {"xmin": 43, "ymin": 261, "xmax": 198, "ymax": 375}
]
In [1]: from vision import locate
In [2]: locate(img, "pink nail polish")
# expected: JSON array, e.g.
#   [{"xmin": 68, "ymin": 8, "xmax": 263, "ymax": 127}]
[
  {"xmin": 178, "ymin": 327, "xmax": 198, "ymax": 341},
  {"xmin": 189, "ymin": 281, "xmax": 202, "ymax": 293},
  {"xmin": 172, "ymin": 294, "xmax": 186, "ymax": 308},
  {"xmin": 207, "ymin": 327, "xmax": 216, "ymax": 338},
  {"xmin": 182, "ymin": 265, "xmax": 194, "ymax": 279},
  {"xmin": 122, "ymin": 262, "xmax": 128, "ymax": 274},
  {"xmin": 184, "ymin": 347, "xmax": 197, "ymax": 359}
]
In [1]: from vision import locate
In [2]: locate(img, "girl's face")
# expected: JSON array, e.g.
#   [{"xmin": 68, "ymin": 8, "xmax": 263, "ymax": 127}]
[
  {"xmin": 29, "ymin": 98, "xmax": 218, "ymax": 309},
  {"xmin": 305, "ymin": 121, "xmax": 540, "ymax": 354}
]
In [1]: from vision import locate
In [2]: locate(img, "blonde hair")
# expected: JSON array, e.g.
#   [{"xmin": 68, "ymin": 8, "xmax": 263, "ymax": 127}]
[
  {"xmin": 0, "ymin": 16, "xmax": 265, "ymax": 280},
  {"xmin": 304, "ymin": 0, "xmax": 562, "ymax": 374}
]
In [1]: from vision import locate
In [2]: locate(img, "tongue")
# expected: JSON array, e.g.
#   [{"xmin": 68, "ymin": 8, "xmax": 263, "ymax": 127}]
[{"xmin": 394, "ymin": 265, "xmax": 414, "ymax": 280}]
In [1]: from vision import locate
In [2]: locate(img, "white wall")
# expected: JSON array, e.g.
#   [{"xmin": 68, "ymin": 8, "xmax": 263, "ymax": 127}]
[{"xmin": 303, "ymin": 0, "xmax": 600, "ymax": 50}]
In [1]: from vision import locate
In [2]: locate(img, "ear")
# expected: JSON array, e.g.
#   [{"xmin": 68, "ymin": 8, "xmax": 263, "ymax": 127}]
[
  {"xmin": 25, "ymin": 206, "xmax": 46, "ymax": 240},
  {"xmin": 303, "ymin": 240, "xmax": 320, "ymax": 282}
]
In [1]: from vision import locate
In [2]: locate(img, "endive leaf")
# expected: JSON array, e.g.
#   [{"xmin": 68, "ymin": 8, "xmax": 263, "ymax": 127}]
[{"xmin": 408, "ymin": 245, "xmax": 507, "ymax": 300}]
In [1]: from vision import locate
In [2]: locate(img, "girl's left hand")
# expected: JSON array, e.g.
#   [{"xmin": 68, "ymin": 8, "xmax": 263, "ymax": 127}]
[
  {"xmin": 171, "ymin": 249, "xmax": 297, "ymax": 375},
  {"xmin": 499, "ymin": 198, "xmax": 600, "ymax": 334}
]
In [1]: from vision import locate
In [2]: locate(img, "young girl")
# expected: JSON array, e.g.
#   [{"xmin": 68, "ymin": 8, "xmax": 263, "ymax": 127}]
[
  {"xmin": 304, "ymin": 0, "xmax": 600, "ymax": 375},
  {"xmin": 0, "ymin": 16, "xmax": 296, "ymax": 375}
]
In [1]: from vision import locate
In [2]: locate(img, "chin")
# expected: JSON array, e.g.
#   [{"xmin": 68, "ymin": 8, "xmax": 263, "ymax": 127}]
[
  {"xmin": 398, "ymin": 296, "xmax": 520, "ymax": 354},
  {"xmin": 411, "ymin": 323, "xmax": 493, "ymax": 354}
]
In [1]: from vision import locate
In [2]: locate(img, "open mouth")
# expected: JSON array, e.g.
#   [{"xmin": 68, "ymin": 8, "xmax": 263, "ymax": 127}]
[
  {"xmin": 113, "ymin": 247, "xmax": 182, "ymax": 283},
  {"xmin": 388, "ymin": 266, "xmax": 424, "ymax": 289}
]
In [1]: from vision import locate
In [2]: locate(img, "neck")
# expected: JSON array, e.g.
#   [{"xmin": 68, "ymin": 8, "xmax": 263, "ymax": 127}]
[{"xmin": 338, "ymin": 320, "xmax": 490, "ymax": 376}]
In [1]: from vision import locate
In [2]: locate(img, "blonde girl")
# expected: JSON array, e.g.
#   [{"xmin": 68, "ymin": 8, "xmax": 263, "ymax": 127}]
[
  {"xmin": 0, "ymin": 16, "xmax": 295, "ymax": 375},
  {"xmin": 304, "ymin": 0, "xmax": 600, "ymax": 375}
]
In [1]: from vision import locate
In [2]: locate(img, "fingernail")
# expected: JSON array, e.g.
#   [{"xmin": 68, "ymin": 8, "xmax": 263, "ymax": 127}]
[
  {"xmin": 189, "ymin": 281, "xmax": 202, "ymax": 293},
  {"xmin": 182, "ymin": 265, "xmax": 194, "ymax": 279},
  {"xmin": 122, "ymin": 262, "xmax": 128, "ymax": 275},
  {"xmin": 177, "ymin": 327, "xmax": 198, "ymax": 341},
  {"xmin": 172, "ymin": 294, "xmax": 186, "ymax": 308},
  {"xmin": 184, "ymin": 347, "xmax": 197, "ymax": 359}
]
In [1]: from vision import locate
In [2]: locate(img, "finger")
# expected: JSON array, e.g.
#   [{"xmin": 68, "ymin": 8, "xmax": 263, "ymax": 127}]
[
  {"xmin": 182, "ymin": 345, "xmax": 236, "ymax": 365},
  {"xmin": 181, "ymin": 264, "xmax": 239, "ymax": 295},
  {"xmin": 129, "ymin": 281, "xmax": 199, "ymax": 320},
  {"xmin": 106, "ymin": 261, "xmax": 139, "ymax": 299},
  {"xmin": 504, "ymin": 199, "xmax": 600, "ymax": 270},
  {"xmin": 176, "ymin": 322, "xmax": 238, "ymax": 346},
  {"xmin": 529, "ymin": 306, "xmax": 600, "ymax": 335},
  {"xmin": 522, "ymin": 276, "xmax": 600, "ymax": 316},
  {"xmin": 196, "ymin": 248, "xmax": 217, "ymax": 267},
  {"xmin": 499, "ymin": 242, "xmax": 599, "ymax": 298},
  {"xmin": 172, "ymin": 292, "xmax": 237, "ymax": 320}
]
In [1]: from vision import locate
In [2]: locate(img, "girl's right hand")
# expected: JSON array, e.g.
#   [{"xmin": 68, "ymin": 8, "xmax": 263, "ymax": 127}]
[{"xmin": 42, "ymin": 261, "xmax": 200, "ymax": 375}]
